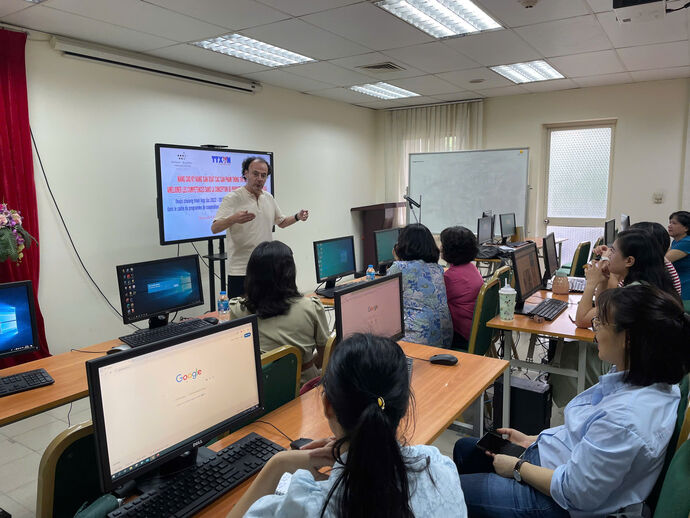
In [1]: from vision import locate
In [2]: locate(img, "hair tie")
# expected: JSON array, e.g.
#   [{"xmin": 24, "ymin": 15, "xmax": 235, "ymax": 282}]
[{"xmin": 377, "ymin": 396, "xmax": 386, "ymax": 411}]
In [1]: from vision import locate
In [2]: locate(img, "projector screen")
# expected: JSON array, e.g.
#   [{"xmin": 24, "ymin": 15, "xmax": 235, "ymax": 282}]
[{"xmin": 155, "ymin": 144, "xmax": 274, "ymax": 245}]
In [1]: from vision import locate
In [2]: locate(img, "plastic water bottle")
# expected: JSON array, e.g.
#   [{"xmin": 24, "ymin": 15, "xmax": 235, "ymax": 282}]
[
  {"xmin": 218, "ymin": 291, "xmax": 230, "ymax": 322},
  {"xmin": 366, "ymin": 265, "xmax": 376, "ymax": 281}
]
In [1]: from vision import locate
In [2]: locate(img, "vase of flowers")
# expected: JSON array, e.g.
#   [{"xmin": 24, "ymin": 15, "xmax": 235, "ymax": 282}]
[{"xmin": 0, "ymin": 203, "xmax": 37, "ymax": 264}]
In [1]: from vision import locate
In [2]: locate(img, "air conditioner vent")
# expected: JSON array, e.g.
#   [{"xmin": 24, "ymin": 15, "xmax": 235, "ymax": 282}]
[{"xmin": 356, "ymin": 62, "xmax": 406, "ymax": 72}]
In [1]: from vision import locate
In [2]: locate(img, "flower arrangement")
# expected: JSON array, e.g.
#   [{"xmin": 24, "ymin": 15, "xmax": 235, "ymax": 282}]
[{"xmin": 0, "ymin": 203, "xmax": 37, "ymax": 264}]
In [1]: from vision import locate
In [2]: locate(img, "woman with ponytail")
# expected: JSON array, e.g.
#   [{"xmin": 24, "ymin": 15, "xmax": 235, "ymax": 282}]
[{"xmin": 229, "ymin": 334, "xmax": 467, "ymax": 518}]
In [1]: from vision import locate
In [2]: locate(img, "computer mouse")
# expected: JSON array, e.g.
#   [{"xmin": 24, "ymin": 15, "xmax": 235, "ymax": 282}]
[
  {"xmin": 203, "ymin": 316, "xmax": 219, "ymax": 325},
  {"xmin": 107, "ymin": 344, "xmax": 132, "ymax": 355},
  {"xmin": 429, "ymin": 354, "xmax": 459, "ymax": 366}
]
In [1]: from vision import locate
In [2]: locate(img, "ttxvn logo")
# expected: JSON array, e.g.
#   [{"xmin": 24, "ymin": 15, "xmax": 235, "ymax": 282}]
[
  {"xmin": 176, "ymin": 369, "xmax": 202, "ymax": 382},
  {"xmin": 211, "ymin": 156, "xmax": 231, "ymax": 164}
]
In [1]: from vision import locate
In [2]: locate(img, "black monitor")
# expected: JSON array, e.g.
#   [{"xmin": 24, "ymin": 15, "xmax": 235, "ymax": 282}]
[
  {"xmin": 604, "ymin": 219, "xmax": 616, "ymax": 246},
  {"xmin": 0, "ymin": 280, "xmax": 40, "ymax": 360},
  {"xmin": 482, "ymin": 211, "xmax": 496, "ymax": 238},
  {"xmin": 621, "ymin": 213, "xmax": 630, "ymax": 232},
  {"xmin": 542, "ymin": 232, "xmax": 559, "ymax": 281},
  {"xmin": 86, "ymin": 315, "xmax": 263, "ymax": 493},
  {"xmin": 499, "ymin": 213, "xmax": 517, "ymax": 243},
  {"xmin": 313, "ymin": 236, "xmax": 356, "ymax": 291},
  {"xmin": 334, "ymin": 273, "xmax": 404, "ymax": 344},
  {"xmin": 511, "ymin": 242, "xmax": 543, "ymax": 313},
  {"xmin": 374, "ymin": 228, "xmax": 400, "ymax": 274},
  {"xmin": 477, "ymin": 216, "xmax": 493, "ymax": 245},
  {"xmin": 116, "ymin": 255, "xmax": 204, "ymax": 327}
]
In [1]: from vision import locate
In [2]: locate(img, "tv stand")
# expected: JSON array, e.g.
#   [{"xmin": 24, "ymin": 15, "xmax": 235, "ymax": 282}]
[{"xmin": 203, "ymin": 239, "xmax": 227, "ymax": 312}]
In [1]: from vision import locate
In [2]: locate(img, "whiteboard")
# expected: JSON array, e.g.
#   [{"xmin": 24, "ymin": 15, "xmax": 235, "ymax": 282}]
[{"xmin": 408, "ymin": 148, "xmax": 529, "ymax": 235}]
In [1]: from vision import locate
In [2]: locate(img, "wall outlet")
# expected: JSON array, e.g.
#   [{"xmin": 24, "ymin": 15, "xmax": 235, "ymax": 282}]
[{"xmin": 652, "ymin": 191, "xmax": 664, "ymax": 204}]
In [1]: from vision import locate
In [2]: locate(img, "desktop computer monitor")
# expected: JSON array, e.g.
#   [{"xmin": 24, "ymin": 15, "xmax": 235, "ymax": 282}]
[
  {"xmin": 510, "ymin": 242, "xmax": 543, "ymax": 311},
  {"xmin": 86, "ymin": 315, "xmax": 263, "ymax": 492},
  {"xmin": 116, "ymin": 255, "xmax": 204, "ymax": 326},
  {"xmin": 0, "ymin": 280, "xmax": 40, "ymax": 360},
  {"xmin": 604, "ymin": 219, "xmax": 616, "ymax": 246},
  {"xmin": 334, "ymin": 273, "xmax": 404, "ymax": 343},
  {"xmin": 482, "ymin": 211, "xmax": 495, "ymax": 238},
  {"xmin": 542, "ymin": 233, "xmax": 559, "ymax": 281},
  {"xmin": 313, "ymin": 236, "xmax": 356, "ymax": 291},
  {"xmin": 374, "ymin": 228, "xmax": 400, "ymax": 274},
  {"xmin": 477, "ymin": 216, "xmax": 493, "ymax": 245},
  {"xmin": 621, "ymin": 213, "xmax": 630, "ymax": 232},
  {"xmin": 499, "ymin": 213, "xmax": 517, "ymax": 242}
]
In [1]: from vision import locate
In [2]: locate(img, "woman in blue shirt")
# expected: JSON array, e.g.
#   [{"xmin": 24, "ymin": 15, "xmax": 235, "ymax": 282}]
[
  {"xmin": 667, "ymin": 210, "xmax": 690, "ymax": 301},
  {"xmin": 230, "ymin": 334, "xmax": 467, "ymax": 518},
  {"xmin": 454, "ymin": 285, "xmax": 690, "ymax": 517},
  {"xmin": 388, "ymin": 224, "xmax": 452, "ymax": 347}
]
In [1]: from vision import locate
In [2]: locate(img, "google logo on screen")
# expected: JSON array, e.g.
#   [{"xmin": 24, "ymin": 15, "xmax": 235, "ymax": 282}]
[{"xmin": 176, "ymin": 369, "xmax": 202, "ymax": 382}]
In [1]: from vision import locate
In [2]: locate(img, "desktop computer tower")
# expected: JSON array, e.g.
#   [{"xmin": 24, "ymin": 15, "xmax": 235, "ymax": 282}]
[{"xmin": 493, "ymin": 376, "xmax": 552, "ymax": 435}]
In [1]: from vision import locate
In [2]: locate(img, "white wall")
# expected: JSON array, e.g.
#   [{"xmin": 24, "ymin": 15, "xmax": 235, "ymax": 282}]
[
  {"xmin": 483, "ymin": 79, "xmax": 690, "ymax": 236},
  {"xmin": 25, "ymin": 40, "xmax": 383, "ymax": 355}
]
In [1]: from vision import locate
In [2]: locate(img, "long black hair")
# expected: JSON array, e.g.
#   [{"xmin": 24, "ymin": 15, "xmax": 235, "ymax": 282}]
[
  {"xmin": 394, "ymin": 223, "xmax": 439, "ymax": 263},
  {"xmin": 243, "ymin": 241, "xmax": 300, "ymax": 318},
  {"xmin": 629, "ymin": 221, "xmax": 670, "ymax": 255},
  {"xmin": 320, "ymin": 334, "xmax": 420, "ymax": 518},
  {"xmin": 597, "ymin": 285, "xmax": 690, "ymax": 386},
  {"xmin": 614, "ymin": 229, "xmax": 677, "ymax": 298}
]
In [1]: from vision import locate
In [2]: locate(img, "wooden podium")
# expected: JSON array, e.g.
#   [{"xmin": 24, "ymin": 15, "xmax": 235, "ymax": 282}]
[{"xmin": 351, "ymin": 202, "xmax": 406, "ymax": 269}]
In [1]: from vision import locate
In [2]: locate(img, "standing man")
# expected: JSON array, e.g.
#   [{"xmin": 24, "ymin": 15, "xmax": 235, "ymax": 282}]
[{"xmin": 211, "ymin": 156, "xmax": 309, "ymax": 298}]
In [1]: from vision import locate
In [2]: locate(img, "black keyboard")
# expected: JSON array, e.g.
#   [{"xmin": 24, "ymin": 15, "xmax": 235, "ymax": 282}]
[
  {"xmin": 0, "ymin": 368, "xmax": 54, "ymax": 397},
  {"xmin": 119, "ymin": 319, "xmax": 214, "ymax": 347},
  {"xmin": 529, "ymin": 298, "xmax": 568, "ymax": 321},
  {"xmin": 108, "ymin": 433, "xmax": 284, "ymax": 518},
  {"xmin": 505, "ymin": 241, "xmax": 528, "ymax": 248}
]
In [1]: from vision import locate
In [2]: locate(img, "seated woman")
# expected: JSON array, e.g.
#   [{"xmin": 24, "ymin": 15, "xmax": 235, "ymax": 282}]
[
  {"xmin": 666, "ymin": 210, "xmax": 690, "ymax": 302},
  {"xmin": 388, "ymin": 223, "xmax": 452, "ymax": 347},
  {"xmin": 229, "ymin": 240, "xmax": 328, "ymax": 385},
  {"xmin": 454, "ymin": 285, "xmax": 690, "ymax": 518},
  {"xmin": 229, "ymin": 334, "xmax": 468, "ymax": 518},
  {"xmin": 630, "ymin": 221, "xmax": 681, "ymax": 295},
  {"xmin": 440, "ymin": 226, "xmax": 484, "ymax": 350}
]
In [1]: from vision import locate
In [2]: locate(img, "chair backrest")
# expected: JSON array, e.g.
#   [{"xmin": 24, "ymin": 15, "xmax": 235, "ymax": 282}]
[
  {"xmin": 490, "ymin": 265, "xmax": 512, "ymax": 289},
  {"xmin": 652, "ymin": 439, "xmax": 690, "ymax": 518},
  {"xmin": 590, "ymin": 236, "xmax": 604, "ymax": 261},
  {"xmin": 466, "ymin": 277, "xmax": 500, "ymax": 356},
  {"xmin": 675, "ymin": 374, "xmax": 689, "ymax": 451},
  {"xmin": 259, "ymin": 345, "xmax": 302, "ymax": 417},
  {"xmin": 677, "ymin": 403, "xmax": 690, "ymax": 451},
  {"xmin": 569, "ymin": 241, "xmax": 591, "ymax": 277},
  {"xmin": 37, "ymin": 420, "xmax": 101, "ymax": 518},
  {"xmin": 320, "ymin": 331, "xmax": 337, "ymax": 374}
]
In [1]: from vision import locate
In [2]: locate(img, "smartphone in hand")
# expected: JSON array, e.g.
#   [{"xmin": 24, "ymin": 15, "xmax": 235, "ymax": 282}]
[{"xmin": 476, "ymin": 431, "xmax": 526, "ymax": 457}]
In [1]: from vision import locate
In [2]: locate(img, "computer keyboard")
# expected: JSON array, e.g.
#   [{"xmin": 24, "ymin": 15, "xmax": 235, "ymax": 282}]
[
  {"xmin": 546, "ymin": 276, "xmax": 586, "ymax": 293},
  {"xmin": 0, "ymin": 368, "xmax": 54, "ymax": 397},
  {"xmin": 119, "ymin": 319, "xmax": 214, "ymax": 347},
  {"xmin": 108, "ymin": 432, "xmax": 284, "ymax": 518},
  {"xmin": 505, "ymin": 241, "xmax": 529, "ymax": 248},
  {"xmin": 528, "ymin": 298, "xmax": 568, "ymax": 321}
]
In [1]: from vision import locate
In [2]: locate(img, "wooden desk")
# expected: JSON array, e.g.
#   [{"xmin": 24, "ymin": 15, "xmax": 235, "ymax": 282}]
[{"xmin": 197, "ymin": 340, "xmax": 508, "ymax": 516}]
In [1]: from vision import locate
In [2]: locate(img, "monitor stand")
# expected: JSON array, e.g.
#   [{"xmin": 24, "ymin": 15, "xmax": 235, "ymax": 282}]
[
  {"xmin": 315, "ymin": 279, "xmax": 336, "ymax": 297},
  {"xmin": 501, "ymin": 237, "xmax": 508, "ymax": 245},
  {"xmin": 135, "ymin": 444, "xmax": 216, "ymax": 494},
  {"xmin": 514, "ymin": 301, "xmax": 538, "ymax": 316}
]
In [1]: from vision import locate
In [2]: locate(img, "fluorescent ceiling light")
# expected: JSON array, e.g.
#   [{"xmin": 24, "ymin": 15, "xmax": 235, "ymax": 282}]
[
  {"xmin": 376, "ymin": 0, "xmax": 501, "ymax": 38},
  {"xmin": 191, "ymin": 34, "xmax": 314, "ymax": 67},
  {"xmin": 24, "ymin": 0, "xmax": 47, "ymax": 3},
  {"xmin": 350, "ymin": 82, "xmax": 420, "ymax": 100},
  {"xmin": 490, "ymin": 60, "xmax": 564, "ymax": 83}
]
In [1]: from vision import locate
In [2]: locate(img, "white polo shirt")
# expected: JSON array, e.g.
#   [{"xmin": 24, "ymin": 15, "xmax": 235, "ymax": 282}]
[{"xmin": 213, "ymin": 187, "xmax": 286, "ymax": 275}]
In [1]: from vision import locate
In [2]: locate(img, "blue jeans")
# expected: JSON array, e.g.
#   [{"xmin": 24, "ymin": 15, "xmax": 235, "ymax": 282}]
[{"xmin": 453, "ymin": 438, "xmax": 569, "ymax": 518}]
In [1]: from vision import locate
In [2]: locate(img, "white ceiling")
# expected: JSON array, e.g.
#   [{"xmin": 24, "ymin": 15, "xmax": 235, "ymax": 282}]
[{"xmin": 2, "ymin": 0, "xmax": 690, "ymax": 109}]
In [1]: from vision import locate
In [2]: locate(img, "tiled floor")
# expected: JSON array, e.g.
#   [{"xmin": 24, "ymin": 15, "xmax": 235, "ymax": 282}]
[{"xmin": 0, "ymin": 331, "xmax": 566, "ymax": 516}]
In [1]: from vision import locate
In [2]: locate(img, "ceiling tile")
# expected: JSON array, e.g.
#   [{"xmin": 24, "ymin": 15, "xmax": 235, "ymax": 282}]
[
  {"xmin": 549, "ymin": 50, "xmax": 625, "ymax": 77},
  {"xmin": 382, "ymin": 42, "xmax": 479, "ymax": 74},
  {"xmin": 388, "ymin": 75, "xmax": 459, "ymax": 95},
  {"xmin": 437, "ymin": 67, "xmax": 513, "ymax": 89},
  {"xmin": 443, "ymin": 29, "xmax": 542, "ymax": 66},
  {"xmin": 0, "ymin": 0, "xmax": 31, "ymax": 18},
  {"xmin": 586, "ymin": 0, "xmax": 611, "ymax": 13},
  {"xmin": 630, "ymin": 66, "xmax": 690, "ymax": 82},
  {"xmin": 46, "ymin": 0, "xmax": 227, "ymax": 42},
  {"xmin": 572, "ymin": 72, "xmax": 634, "ymax": 87},
  {"xmin": 328, "ymin": 52, "xmax": 427, "ymax": 79},
  {"xmin": 3, "ymin": 5, "xmax": 175, "ymax": 51},
  {"xmin": 145, "ymin": 43, "xmax": 269, "ymax": 74},
  {"xmin": 596, "ymin": 10, "xmax": 687, "ymax": 48},
  {"xmin": 142, "ymin": 0, "xmax": 289, "ymax": 30},
  {"xmin": 474, "ymin": 85, "xmax": 529, "ymax": 97},
  {"xmin": 476, "ymin": 0, "xmax": 590, "ymax": 28},
  {"xmin": 301, "ymin": 2, "xmax": 433, "ymax": 51},
  {"xmin": 520, "ymin": 77, "xmax": 578, "ymax": 92},
  {"xmin": 617, "ymin": 41, "xmax": 690, "ymax": 71},
  {"xmin": 239, "ymin": 18, "xmax": 369, "ymax": 61},
  {"xmin": 285, "ymin": 61, "xmax": 374, "ymax": 87},
  {"xmin": 515, "ymin": 15, "xmax": 612, "ymax": 57},
  {"xmin": 256, "ymin": 0, "xmax": 359, "ymax": 17},
  {"xmin": 305, "ymin": 86, "xmax": 380, "ymax": 104},
  {"xmin": 432, "ymin": 91, "xmax": 484, "ymax": 101},
  {"xmin": 242, "ymin": 68, "xmax": 334, "ymax": 91}
]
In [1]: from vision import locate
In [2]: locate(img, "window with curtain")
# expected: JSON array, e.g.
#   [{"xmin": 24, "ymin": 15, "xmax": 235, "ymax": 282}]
[{"xmin": 383, "ymin": 101, "xmax": 483, "ymax": 202}]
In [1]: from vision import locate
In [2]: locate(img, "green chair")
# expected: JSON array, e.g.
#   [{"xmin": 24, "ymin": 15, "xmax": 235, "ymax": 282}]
[
  {"xmin": 490, "ymin": 265, "xmax": 512, "ymax": 289},
  {"xmin": 557, "ymin": 241, "xmax": 591, "ymax": 278},
  {"xmin": 37, "ymin": 420, "xmax": 102, "ymax": 518},
  {"xmin": 320, "ymin": 331, "xmax": 337, "ymax": 374},
  {"xmin": 652, "ymin": 439, "xmax": 690, "ymax": 518},
  {"xmin": 463, "ymin": 276, "xmax": 501, "ymax": 356},
  {"xmin": 259, "ymin": 345, "xmax": 302, "ymax": 417},
  {"xmin": 589, "ymin": 236, "xmax": 604, "ymax": 261}
]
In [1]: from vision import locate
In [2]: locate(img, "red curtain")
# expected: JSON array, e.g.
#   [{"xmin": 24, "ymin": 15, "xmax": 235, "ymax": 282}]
[{"xmin": 0, "ymin": 28, "xmax": 51, "ymax": 366}]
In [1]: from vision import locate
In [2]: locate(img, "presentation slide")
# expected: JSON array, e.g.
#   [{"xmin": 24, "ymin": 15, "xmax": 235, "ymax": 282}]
[
  {"xmin": 0, "ymin": 285, "xmax": 35, "ymax": 356},
  {"xmin": 156, "ymin": 145, "xmax": 273, "ymax": 244}
]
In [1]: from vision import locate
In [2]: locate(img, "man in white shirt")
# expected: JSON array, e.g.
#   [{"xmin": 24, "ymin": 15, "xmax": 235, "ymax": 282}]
[{"xmin": 211, "ymin": 157, "xmax": 309, "ymax": 297}]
